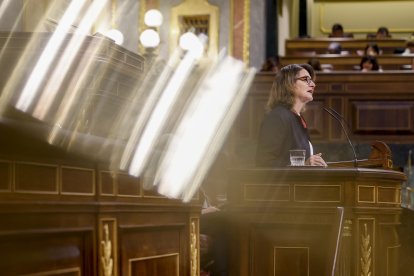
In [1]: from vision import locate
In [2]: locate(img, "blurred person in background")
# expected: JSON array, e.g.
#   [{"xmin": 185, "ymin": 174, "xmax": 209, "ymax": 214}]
[
  {"xmin": 329, "ymin": 23, "xmax": 353, "ymax": 38},
  {"xmin": 360, "ymin": 55, "xmax": 381, "ymax": 72},
  {"xmin": 357, "ymin": 42, "xmax": 382, "ymax": 56},
  {"xmin": 260, "ymin": 56, "xmax": 281, "ymax": 73}
]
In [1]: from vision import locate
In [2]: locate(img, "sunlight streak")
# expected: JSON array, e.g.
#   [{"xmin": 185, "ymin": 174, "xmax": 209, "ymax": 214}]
[
  {"xmin": 15, "ymin": 0, "xmax": 86, "ymax": 112},
  {"xmin": 32, "ymin": 0, "xmax": 108, "ymax": 120},
  {"xmin": 156, "ymin": 55, "xmax": 256, "ymax": 201},
  {"xmin": 127, "ymin": 49, "xmax": 199, "ymax": 177}
]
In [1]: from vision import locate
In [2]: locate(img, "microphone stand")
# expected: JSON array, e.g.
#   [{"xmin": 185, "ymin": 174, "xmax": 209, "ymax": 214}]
[{"xmin": 323, "ymin": 107, "xmax": 358, "ymax": 167}]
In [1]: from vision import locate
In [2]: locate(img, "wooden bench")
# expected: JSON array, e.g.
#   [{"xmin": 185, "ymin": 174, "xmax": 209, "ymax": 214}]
[
  {"xmin": 285, "ymin": 38, "xmax": 408, "ymax": 55},
  {"xmin": 280, "ymin": 54, "xmax": 414, "ymax": 70}
]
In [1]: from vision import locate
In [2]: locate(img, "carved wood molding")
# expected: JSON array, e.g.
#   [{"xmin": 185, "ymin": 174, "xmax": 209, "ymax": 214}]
[
  {"xmin": 190, "ymin": 217, "xmax": 199, "ymax": 276},
  {"xmin": 100, "ymin": 218, "xmax": 118, "ymax": 276}
]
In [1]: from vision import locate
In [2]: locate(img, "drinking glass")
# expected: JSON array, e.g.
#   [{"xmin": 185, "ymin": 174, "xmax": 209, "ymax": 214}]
[{"xmin": 289, "ymin": 149, "xmax": 305, "ymax": 166}]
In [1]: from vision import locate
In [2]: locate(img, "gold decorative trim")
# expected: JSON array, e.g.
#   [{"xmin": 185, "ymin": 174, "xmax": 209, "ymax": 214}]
[
  {"xmin": 117, "ymin": 194, "xmax": 142, "ymax": 198},
  {"xmin": 128, "ymin": 253, "xmax": 179, "ymax": 276},
  {"xmin": 100, "ymin": 218, "xmax": 118, "ymax": 276},
  {"xmin": 357, "ymin": 219, "xmax": 375, "ymax": 276},
  {"xmin": 190, "ymin": 217, "xmax": 199, "ymax": 276},
  {"xmin": 319, "ymin": 3, "xmax": 414, "ymax": 34},
  {"xmin": 242, "ymin": 0, "xmax": 250, "ymax": 66},
  {"xmin": 101, "ymin": 224, "xmax": 114, "ymax": 276},
  {"xmin": 342, "ymin": 219, "xmax": 353, "ymax": 237},
  {"xmin": 360, "ymin": 223, "xmax": 372, "ymax": 276},
  {"xmin": 294, "ymin": 184, "xmax": 342, "ymax": 203},
  {"xmin": 142, "ymin": 193, "xmax": 164, "ymax": 199},
  {"xmin": 229, "ymin": 0, "xmax": 234, "ymax": 56},
  {"xmin": 117, "ymin": 192, "xmax": 142, "ymax": 198},
  {"xmin": 21, "ymin": 267, "xmax": 81, "ymax": 276},
  {"xmin": 170, "ymin": 0, "xmax": 219, "ymax": 57},
  {"xmin": 243, "ymin": 184, "xmax": 290, "ymax": 202},
  {"xmin": 357, "ymin": 185, "xmax": 376, "ymax": 204},
  {"xmin": 0, "ymin": 159, "xmax": 12, "ymax": 192}
]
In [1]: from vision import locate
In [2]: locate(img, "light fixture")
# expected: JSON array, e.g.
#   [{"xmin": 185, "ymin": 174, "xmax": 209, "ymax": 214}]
[
  {"xmin": 104, "ymin": 29, "xmax": 124, "ymax": 45},
  {"xmin": 144, "ymin": 9, "xmax": 163, "ymax": 27},
  {"xmin": 139, "ymin": 9, "xmax": 163, "ymax": 50},
  {"xmin": 139, "ymin": 29, "xmax": 160, "ymax": 48}
]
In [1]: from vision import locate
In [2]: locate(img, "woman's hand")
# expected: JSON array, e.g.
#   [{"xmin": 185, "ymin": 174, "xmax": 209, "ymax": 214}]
[{"xmin": 306, "ymin": 153, "xmax": 327, "ymax": 167}]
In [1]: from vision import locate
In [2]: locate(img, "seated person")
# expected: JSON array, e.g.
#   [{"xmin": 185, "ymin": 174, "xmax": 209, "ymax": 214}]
[
  {"xmin": 359, "ymin": 55, "xmax": 381, "ymax": 72},
  {"xmin": 328, "ymin": 23, "xmax": 353, "ymax": 38},
  {"xmin": 255, "ymin": 63, "xmax": 327, "ymax": 167},
  {"xmin": 376, "ymin": 26, "xmax": 391, "ymax": 38},
  {"xmin": 260, "ymin": 56, "xmax": 281, "ymax": 73},
  {"xmin": 307, "ymin": 58, "xmax": 322, "ymax": 71},
  {"xmin": 307, "ymin": 58, "xmax": 333, "ymax": 72},
  {"xmin": 402, "ymin": 40, "xmax": 414, "ymax": 55},
  {"xmin": 365, "ymin": 43, "xmax": 382, "ymax": 56},
  {"xmin": 357, "ymin": 42, "xmax": 382, "ymax": 56},
  {"xmin": 366, "ymin": 27, "xmax": 391, "ymax": 39},
  {"xmin": 327, "ymin": 42, "xmax": 344, "ymax": 54}
]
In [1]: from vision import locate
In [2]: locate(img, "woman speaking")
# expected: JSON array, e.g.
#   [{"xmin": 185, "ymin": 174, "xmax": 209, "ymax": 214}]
[{"xmin": 255, "ymin": 64, "xmax": 327, "ymax": 167}]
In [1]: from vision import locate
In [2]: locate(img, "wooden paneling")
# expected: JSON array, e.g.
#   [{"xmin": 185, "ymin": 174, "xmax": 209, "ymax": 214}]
[
  {"xmin": 129, "ymin": 253, "xmax": 179, "ymax": 276},
  {"xmin": 0, "ymin": 159, "xmax": 201, "ymax": 276},
  {"xmin": 117, "ymin": 173, "xmax": 141, "ymax": 197},
  {"xmin": 120, "ymin": 225, "xmax": 184, "ymax": 275},
  {"xmin": 0, "ymin": 211, "xmax": 95, "ymax": 275},
  {"xmin": 351, "ymin": 101, "xmax": 414, "ymax": 134},
  {"xmin": 0, "ymin": 160, "xmax": 11, "ymax": 191},
  {"xmin": 273, "ymin": 247, "xmax": 309, "ymax": 276}
]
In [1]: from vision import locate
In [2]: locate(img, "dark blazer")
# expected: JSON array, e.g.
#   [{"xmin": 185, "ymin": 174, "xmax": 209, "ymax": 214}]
[{"xmin": 255, "ymin": 105, "xmax": 311, "ymax": 167}]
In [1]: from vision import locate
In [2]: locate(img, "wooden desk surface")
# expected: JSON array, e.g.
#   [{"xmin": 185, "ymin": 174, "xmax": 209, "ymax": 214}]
[
  {"xmin": 280, "ymin": 54, "xmax": 414, "ymax": 70},
  {"xmin": 285, "ymin": 37, "xmax": 408, "ymax": 55}
]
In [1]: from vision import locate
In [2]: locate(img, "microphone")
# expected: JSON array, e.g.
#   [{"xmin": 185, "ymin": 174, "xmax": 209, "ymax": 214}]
[
  {"xmin": 323, "ymin": 107, "xmax": 358, "ymax": 167},
  {"xmin": 326, "ymin": 107, "xmax": 352, "ymax": 131}
]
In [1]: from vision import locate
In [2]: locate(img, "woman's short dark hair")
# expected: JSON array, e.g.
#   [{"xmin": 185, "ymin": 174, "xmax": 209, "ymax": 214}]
[
  {"xmin": 265, "ymin": 64, "xmax": 315, "ymax": 112},
  {"xmin": 332, "ymin": 23, "xmax": 343, "ymax": 33},
  {"xmin": 364, "ymin": 43, "xmax": 381, "ymax": 55},
  {"xmin": 360, "ymin": 55, "xmax": 380, "ymax": 71},
  {"xmin": 376, "ymin": 26, "xmax": 390, "ymax": 37}
]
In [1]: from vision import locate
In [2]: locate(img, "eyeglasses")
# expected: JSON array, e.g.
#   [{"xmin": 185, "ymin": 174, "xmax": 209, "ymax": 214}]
[{"xmin": 295, "ymin": 76, "xmax": 314, "ymax": 85}]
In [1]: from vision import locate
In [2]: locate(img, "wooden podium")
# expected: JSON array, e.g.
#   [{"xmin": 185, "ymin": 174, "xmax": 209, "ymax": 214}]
[{"xmin": 224, "ymin": 143, "xmax": 405, "ymax": 276}]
